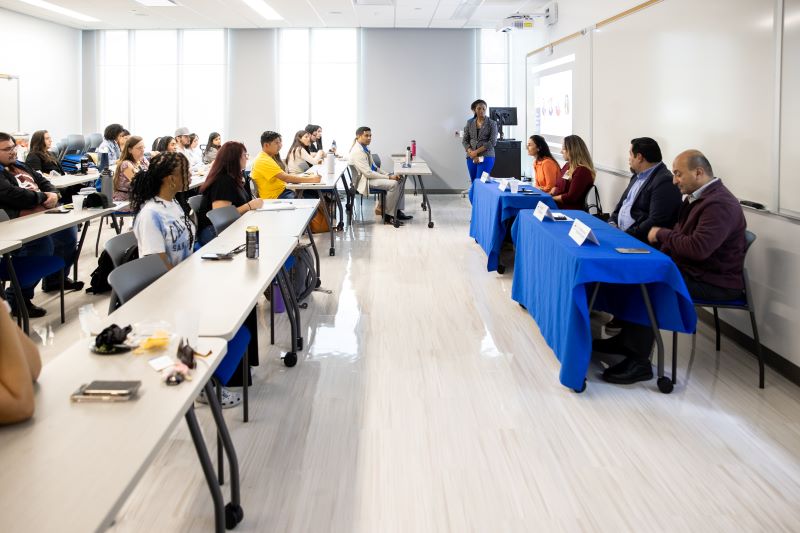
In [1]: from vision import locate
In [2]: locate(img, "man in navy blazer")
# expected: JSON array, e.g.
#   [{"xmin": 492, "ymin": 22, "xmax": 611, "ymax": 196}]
[{"xmin": 609, "ymin": 137, "xmax": 682, "ymax": 243}]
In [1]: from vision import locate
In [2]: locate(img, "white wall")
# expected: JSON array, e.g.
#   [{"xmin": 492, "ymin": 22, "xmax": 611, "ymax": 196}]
[
  {"xmin": 226, "ymin": 29, "xmax": 278, "ymax": 158},
  {"xmin": 360, "ymin": 29, "xmax": 476, "ymax": 191},
  {"xmin": 0, "ymin": 8, "xmax": 82, "ymax": 139},
  {"xmin": 511, "ymin": 0, "xmax": 800, "ymax": 370}
]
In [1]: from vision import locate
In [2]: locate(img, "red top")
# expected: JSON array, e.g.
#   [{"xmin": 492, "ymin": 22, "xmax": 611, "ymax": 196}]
[{"xmin": 553, "ymin": 163, "xmax": 594, "ymax": 211}]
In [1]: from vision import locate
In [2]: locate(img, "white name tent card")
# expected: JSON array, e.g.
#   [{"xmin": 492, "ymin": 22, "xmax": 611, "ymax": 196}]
[
  {"xmin": 568, "ymin": 219, "xmax": 600, "ymax": 246},
  {"xmin": 533, "ymin": 201, "xmax": 553, "ymax": 221},
  {"xmin": 480, "ymin": 171, "xmax": 490, "ymax": 183},
  {"xmin": 498, "ymin": 179, "xmax": 509, "ymax": 192}
]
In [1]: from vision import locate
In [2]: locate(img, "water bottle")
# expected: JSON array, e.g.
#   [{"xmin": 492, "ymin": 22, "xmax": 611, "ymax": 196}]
[
  {"xmin": 405, "ymin": 147, "xmax": 411, "ymax": 166},
  {"xmin": 100, "ymin": 165, "xmax": 113, "ymax": 203},
  {"xmin": 330, "ymin": 139, "xmax": 337, "ymax": 153},
  {"xmin": 411, "ymin": 140, "xmax": 416, "ymax": 159}
]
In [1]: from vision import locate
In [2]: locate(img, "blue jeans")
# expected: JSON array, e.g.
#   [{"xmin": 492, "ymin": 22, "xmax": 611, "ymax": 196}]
[
  {"xmin": 466, "ymin": 156, "xmax": 496, "ymax": 184},
  {"xmin": 278, "ymin": 189, "xmax": 296, "ymax": 199},
  {"xmin": 4, "ymin": 226, "xmax": 78, "ymax": 300}
]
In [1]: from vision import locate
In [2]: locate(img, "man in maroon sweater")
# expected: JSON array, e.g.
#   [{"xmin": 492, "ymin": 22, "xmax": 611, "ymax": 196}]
[{"xmin": 594, "ymin": 149, "xmax": 746, "ymax": 384}]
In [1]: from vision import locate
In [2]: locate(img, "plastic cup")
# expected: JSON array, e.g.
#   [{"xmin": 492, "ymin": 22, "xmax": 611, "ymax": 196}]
[{"xmin": 73, "ymin": 194, "xmax": 86, "ymax": 211}]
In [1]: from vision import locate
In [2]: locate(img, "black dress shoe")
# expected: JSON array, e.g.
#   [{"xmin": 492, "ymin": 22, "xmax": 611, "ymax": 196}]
[
  {"xmin": 396, "ymin": 210, "xmax": 413, "ymax": 221},
  {"xmin": 601, "ymin": 357, "xmax": 653, "ymax": 384},
  {"xmin": 11, "ymin": 300, "xmax": 47, "ymax": 318},
  {"xmin": 384, "ymin": 215, "xmax": 404, "ymax": 226},
  {"xmin": 42, "ymin": 277, "xmax": 85, "ymax": 293}
]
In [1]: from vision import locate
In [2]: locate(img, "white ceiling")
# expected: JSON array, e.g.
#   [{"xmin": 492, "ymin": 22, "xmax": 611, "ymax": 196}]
[{"xmin": 0, "ymin": 0, "xmax": 548, "ymax": 30}]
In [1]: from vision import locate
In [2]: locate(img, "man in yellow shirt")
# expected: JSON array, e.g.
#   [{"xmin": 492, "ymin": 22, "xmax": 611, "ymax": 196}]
[{"xmin": 251, "ymin": 131, "xmax": 321, "ymax": 199}]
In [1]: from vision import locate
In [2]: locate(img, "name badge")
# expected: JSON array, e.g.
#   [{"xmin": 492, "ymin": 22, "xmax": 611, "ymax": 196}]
[
  {"xmin": 568, "ymin": 219, "xmax": 600, "ymax": 246},
  {"xmin": 480, "ymin": 171, "xmax": 490, "ymax": 183},
  {"xmin": 498, "ymin": 179, "xmax": 509, "ymax": 192},
  {"xmin": 533, "ymin": 201, "xmax": 553, "ymax": 221}
]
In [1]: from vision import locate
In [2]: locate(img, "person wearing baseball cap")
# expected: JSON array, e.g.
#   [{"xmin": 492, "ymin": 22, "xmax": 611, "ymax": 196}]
[{"xmin": 174, "ymin": 127, "xmax": 191, "ymax": 155}]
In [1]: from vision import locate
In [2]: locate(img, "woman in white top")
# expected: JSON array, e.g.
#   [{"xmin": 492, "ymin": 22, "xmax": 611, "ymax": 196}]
[
  {"xmin": 285, "ymin": 130, "xmax": 323, "ymax": 174},
  {"xmin": 130, "ymin": 152, "xmax": 195, "ymax": 269},
  {"xmin": 186, "ymin": 133, "xmax": 203, "ymax": 168}
]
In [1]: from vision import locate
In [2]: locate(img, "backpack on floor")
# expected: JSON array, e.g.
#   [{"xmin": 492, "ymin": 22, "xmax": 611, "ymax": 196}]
[
  {"xmin": 289, "ymin": 243, "xmax": 318, "ymax": 302},
  {"xmin": 86, "ymin": 245, "xmax": 139, "ymax": 294}
]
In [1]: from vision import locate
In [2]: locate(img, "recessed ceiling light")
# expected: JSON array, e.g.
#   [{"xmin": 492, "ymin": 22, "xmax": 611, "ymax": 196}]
[
  {"xmin": 240, "ymin": 0, "xmax": 283, "ymax": 21},
  {"xmin": 133, "ymin": 0, "xmax": 178, "ymax": 6},
  {"xmin": 330, "ymin": 11, "xmax": 343, "ymax": 15},
  {"xmin": 18, "ymin": 0, "xmax": 99, "ymax": 22}
]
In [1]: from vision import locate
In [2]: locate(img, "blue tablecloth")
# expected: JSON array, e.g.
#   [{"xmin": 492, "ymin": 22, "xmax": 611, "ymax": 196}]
[
  {"xmin": 511, "ymin": 210, "xmax": 697, "ymax": 390},
  {"xmin": 469, "ymin": 179, "xmax": 557, "ymax": 271}
]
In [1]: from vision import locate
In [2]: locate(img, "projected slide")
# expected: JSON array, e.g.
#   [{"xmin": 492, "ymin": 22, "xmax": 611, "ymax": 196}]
[{"xmin": 533, "ymin": 70, "xmax": 572, "ymax": 137}]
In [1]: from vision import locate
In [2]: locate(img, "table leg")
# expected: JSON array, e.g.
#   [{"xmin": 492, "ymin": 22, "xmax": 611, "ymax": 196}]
[
  {"xmin": 412, "ymin": 175, "xmax": 418, "ymax": 196},
  {"xmin": 110, "ymin": 213, "xmax": 121, "ymax": 234},
  {"xmin": 322, "ymin": 193, "xmax": 335, "ymax": 256},
  {"xmin": 416, "ymin": 174, "xmax": 434, "ymax": 228},
  {"xmin": 276, "ymin": 269, "xmax": 299, "ymax": 367},
  {"xmin": 203, "ymin": 382, "xmax": 243, "ymax": 518},
  {"xmin": 639, "ymin": 284, "xmax": 673, "ymax": 394},
  {"xmin": 3, "ymin": 253, "xmax": 29, "ymax": 334},
  {"xmin": 588, "ymin": 282, "xmax": 601, "ymax": 312},
  {"xmin": 245, "ymin": 307, "xmax": 259, "ymax": 368},
  {"xmin": 74, "ymin": 219, "xmax": 90, "ymax": 281},
  {"xmin": 185, "ymin": 405, "xmax": 226, "ymax": 533},
  {"xmin": 278, "ymin": 267, "xmax": 302, "ymax": 352},
  {"xmin": 306, "ymin": 226, "xmax": 321, "ymax": 282}
]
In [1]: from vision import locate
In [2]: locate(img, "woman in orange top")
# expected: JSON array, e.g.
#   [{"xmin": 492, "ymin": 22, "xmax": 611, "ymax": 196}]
[{"xmin": 527, "ymin": 135, "xmax": 560, "ymax": 193}]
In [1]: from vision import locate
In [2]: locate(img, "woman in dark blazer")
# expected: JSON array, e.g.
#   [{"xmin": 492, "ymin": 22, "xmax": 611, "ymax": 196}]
[
  {"xmin": 462, "ymin": 99, "xmax": 498, "ymax": 189},
  {"xmin": 552, "ymin": 134, "xmax": 596, "ymax": 210},
  {"xmin": 25, "ymin": 130, "xmax": 63, "ymax": 175}
]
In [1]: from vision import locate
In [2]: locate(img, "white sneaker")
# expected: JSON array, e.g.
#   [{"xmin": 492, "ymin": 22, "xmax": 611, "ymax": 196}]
[{"xmin": 196, "ymin": 387, "xmax": 242, "ymax": 409}]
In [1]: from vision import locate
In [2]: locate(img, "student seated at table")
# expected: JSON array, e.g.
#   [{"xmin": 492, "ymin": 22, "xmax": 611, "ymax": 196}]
[
  {"xmin": 156, "ymin": 136, "xmax": 178, "ymax": 154},
  {"xmin": 286, "ymin": 130, "xmax": 323, "ymax": 174},
  {"xmin": 251, "ymin": 131, "xmax": 321, "ymax": 200},
  {"xmin": 594, "ymin": 150, "xmax": 747, "ymax": 385},
  {"xmin": 527, "ymin": 134, "xmax": 559, "ymax": 193},
  {"xmin": 551, "ymin": 135, "xmax": 595, "ymax": 210},
  {"xmin": 305, "ymin": 124, "xmax": 326, "ymax": 156},
  {"xmin": 0, "ymin": 132, "xmax": 83, "ymax": 318},
  {"xmin": 129, "ymin": 152, "xmax": 242, "ymax": 407},
  {"xmin": 202, "ymin": 132, "xmax": 221, "ymax": 164},
  {"xmin": 609, "ymin": 137, "xmax": 683, "ymax": 242},
  {"xmin": 25, "ymin": 130, "xmax": 63, "ymax": 175},
  {"xmin": 113, "ymin": 136, "xmax": 149, "ymax": 204},
  {"xmin": 97, "ymin": 123, "xmax": 126, "ymax": 165},
  {"xmin": 0, "ymin": 294, "xmax": 42, "ymax": 425},
  {"xmin": 196, "ymin": 141, "xmax": 263, "ymax": 245},
  {"xmin": 186, "ymin": 133, "xmax": 203, "ymax": 168},
  {"xmin": 349, "ymin": 126, "xmax": 411, "ymax": 225},
  {"xmin": 130, "ymin": 152, "xmax": 195, "ymax": 270}
]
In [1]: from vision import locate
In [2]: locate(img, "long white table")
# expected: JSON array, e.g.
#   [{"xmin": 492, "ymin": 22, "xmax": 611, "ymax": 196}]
[
  {"xmin": 48, "ymin": 173, "xmax": 98, "ymax": 189},
  {"xmin": 286, "ymin": 159, "xmax": 349, "ymax": 256},
  {"xmin": 0, "ymin": 202, "xmax": 129, "ymax": 333},
  {"xmin": 0, "ymin": 336, "xmax": 231, "ymax": 532},
  {"xmin": 392, "ymin": 158, "xmax": 435, "ymax": 228}
]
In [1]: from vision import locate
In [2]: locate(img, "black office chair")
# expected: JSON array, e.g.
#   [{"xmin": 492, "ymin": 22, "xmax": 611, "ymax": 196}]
[
  {"xmin": 348, "ymin": 164, "xmax": 387, "ymax": 224},
  {"xmin": 584, "ymin": 184, "xmax": 608, "ymax": 221},
  {"xmin": 62, "ymin": 134, "xmax": 85, "ymax": 156},
  {"xmin": 671, "ymin": 230, "xmax": 764, "ymax": 388}
]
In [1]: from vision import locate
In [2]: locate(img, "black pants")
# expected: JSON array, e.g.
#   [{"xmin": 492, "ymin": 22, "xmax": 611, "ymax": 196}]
[{"xmin": 614, "ymin": 274, "xmax": 743, "ymax": 361}]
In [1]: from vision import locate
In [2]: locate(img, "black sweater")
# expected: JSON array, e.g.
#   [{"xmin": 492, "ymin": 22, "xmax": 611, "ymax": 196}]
[
  {"xmin": 25, "ymin": 152, "xmax": 64, "ymax": 175},
  {"xmin": 0, "ymin": 162, "xmax": 57, "ymax": 219}
]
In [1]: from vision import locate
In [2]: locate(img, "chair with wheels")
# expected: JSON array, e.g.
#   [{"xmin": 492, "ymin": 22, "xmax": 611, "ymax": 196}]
[
  {"xmin": 348, "ymin": 164, "xmax": 387, "ymax": 225},
  {"xmin": 671, "ymin": 230, "xmax": 765, "ymax": 389}
]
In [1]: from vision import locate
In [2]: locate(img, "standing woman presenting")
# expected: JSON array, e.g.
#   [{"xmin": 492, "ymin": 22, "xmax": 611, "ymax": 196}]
[{"xmin": 462, "ymin": 99, "xmax": 498, "ymax": 190}]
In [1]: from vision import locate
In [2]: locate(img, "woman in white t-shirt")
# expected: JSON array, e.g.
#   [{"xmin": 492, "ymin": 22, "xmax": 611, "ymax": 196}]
[
  {"xmin": 130, "ymin": 152, "xmax": 195, "ymax": 269},
  {"xmin": 285, "ymin": 130, "xmax": 323, "ymax": 174}
]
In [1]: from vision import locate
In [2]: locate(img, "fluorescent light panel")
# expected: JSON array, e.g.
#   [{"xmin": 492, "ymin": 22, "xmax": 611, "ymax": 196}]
[
  {"xmin": 19, "ymin": 0, "xmax": 99, "ymax": 22},
  {"xmin": 133, "ymin": 0, "xmax": 178, "ymax": 6},
  {"xmin": 240, "ymin": 0, "xmax": 283, "ymax": 20}
]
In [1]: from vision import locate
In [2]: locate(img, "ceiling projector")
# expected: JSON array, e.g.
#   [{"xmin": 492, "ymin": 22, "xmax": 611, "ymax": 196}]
[{"xmin": 496, "ymin": 2, "xmax": 558, "ymax": 32}]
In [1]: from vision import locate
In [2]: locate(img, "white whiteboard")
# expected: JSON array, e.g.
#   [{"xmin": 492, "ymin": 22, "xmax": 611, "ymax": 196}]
[
  {"xmin": 780, "ymin": 0, "xmax": 800, "ymax": 215},
  {"xmin": 0, "ymin": 76, "xmax": 20, "ymax": 133},
  {"xmin": 591, "ymin": 0, "xmax": 776, "ymax": 207}
]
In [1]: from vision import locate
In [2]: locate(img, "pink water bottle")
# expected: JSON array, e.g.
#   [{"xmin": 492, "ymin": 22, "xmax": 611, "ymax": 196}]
[{"xmin": 411, "ymin": 140, "xmax": 416, "ymax": 160}]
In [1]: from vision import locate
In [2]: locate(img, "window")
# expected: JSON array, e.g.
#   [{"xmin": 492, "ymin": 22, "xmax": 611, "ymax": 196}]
[
  {"xmin": 97, "ymin": 29, "xmax": 226, "ymax": 148},
  {"xmin": 278, "ymin": 28, "xmax": 358, "ymax": 155},
  {"xmin": 478, "ymin": 29, "xmax": 509, "ymax": 108}
]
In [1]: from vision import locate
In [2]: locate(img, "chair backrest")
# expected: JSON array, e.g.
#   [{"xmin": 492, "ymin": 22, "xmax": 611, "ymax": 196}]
[
  {"xmin": 583, "ymin": 184, "xmax": 603, "ymax": 215},
  {"xmin": 84, "ymin": 133, "xmax": 103, "ymax": 152},
  {"xmin": 372, "ymin": 153, "xmax": 382, "ymax": 169},
  {"xmin": 207, "ymin": 205, "xmax": 240, "ymax": 235},
  {"xmin": 187, "ymin": 195, "xmax": 203, "ymax": 216},
  {"xmin": 0, "ymin": 209, "xmax": 9, "ymax": 222},
  {"xmin": 55, "ymin": 138, "xmax": 67, "ymax": 160},
  {"xmin": 63, "ymin": 134, "xmax": 85, "ymax": 156},
  {"xmin": 744, "ymin": 230, "xmax": 756, "ymax": 254},
  {"xmin": 108, "ymin": 255, "xmax": 168, "ymax": 309},
  {"xmin": 347, "ymin": 164, "xmax": 362, "ymax": 194},
  {"xmin": 104, "ymin": 231, "xmax": 138, "ymax": 268}
]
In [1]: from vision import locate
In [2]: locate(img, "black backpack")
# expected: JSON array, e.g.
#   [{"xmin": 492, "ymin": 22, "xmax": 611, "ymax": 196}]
[
  {"xmin": 86, "ymin": 245, "xmax": 139, "ymax": 294},
  {"xmin": 289, "ymin": 244, "xmax": 319, "ymax": 302}
]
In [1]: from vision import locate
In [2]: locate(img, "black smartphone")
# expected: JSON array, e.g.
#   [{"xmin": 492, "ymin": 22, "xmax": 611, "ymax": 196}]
[
  {"xmin": 201, "ymin": 253, "xmax": 233, "ymax": 260},
  {"xmin": 46, "ymin": 208, "xmax": 70, "ymax": 214}
]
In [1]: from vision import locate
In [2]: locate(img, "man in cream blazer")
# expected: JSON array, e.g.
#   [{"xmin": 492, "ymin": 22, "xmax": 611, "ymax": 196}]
[{"xmin": 348, "ymin": 126, "xmax": 411, "ymax": 225}]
